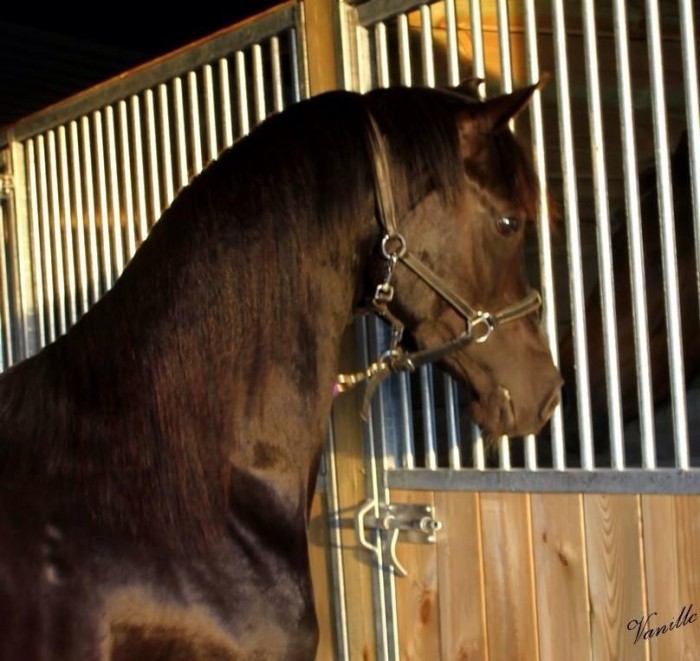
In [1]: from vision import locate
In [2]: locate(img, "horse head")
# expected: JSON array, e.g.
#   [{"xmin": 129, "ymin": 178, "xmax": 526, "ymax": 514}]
[{"xmin": 360, "ymin": 82, "xmax": 562, "ymax": 439}]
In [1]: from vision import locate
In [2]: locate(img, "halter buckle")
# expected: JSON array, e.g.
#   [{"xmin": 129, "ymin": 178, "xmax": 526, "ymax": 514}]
[{"xmin": 381, "ymin": 233, "xmax": 407, "ymax": 260}]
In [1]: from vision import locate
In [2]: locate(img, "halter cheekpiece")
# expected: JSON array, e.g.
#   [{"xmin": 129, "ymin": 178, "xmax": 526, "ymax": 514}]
[{"xmin": 335, "ymin": 110, "xmax": 542, "ymax": 418}]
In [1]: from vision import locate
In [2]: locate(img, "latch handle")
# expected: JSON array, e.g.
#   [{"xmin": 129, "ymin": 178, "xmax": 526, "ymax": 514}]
[{"xmin": 355, "ymin": 500, "xmax": 442, "ymax": 577}]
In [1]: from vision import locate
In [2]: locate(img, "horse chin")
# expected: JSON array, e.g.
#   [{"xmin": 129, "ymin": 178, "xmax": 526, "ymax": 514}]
[{"xmin": 469, "ymin": 385, "xmax": 517, "ymax": 436}]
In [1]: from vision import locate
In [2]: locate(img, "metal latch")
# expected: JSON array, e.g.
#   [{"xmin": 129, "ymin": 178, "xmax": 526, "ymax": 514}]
[{"xmin": 355, "ymin": 500, "xmax": 443, "ymax": 577}]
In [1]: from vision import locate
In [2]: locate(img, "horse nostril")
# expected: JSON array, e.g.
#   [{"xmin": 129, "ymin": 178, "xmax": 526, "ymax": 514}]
[{"xmin": 540, "ymin": 388, "xmax": 561, "ymax": 422}]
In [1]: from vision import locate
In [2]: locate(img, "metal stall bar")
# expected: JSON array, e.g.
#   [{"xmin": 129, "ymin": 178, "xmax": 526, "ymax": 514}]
[
  {"xmin": 373, "ymin": 21, "xmax": 390, "ymax": 87},
  {"xmin": 419, "ymin": 4, "xmax": 436, "ymax": 88},
  {"xmin": 288, "ymin": 27, "xmax": 304, "ymax": 104},
  {"xmin": 187, "ymin": 72, "xmax": 204, "ymax": 177},
  {"xmin": 581, "ymin": 0, "xmax": 625, "ymax": 467},
  {"xmin": 236, "ymin": 51, "xmax": 251, "ymax": 137},
  {"xmin": 130, "ymin": 96, "xmax": 150, "ymax": 246},
  {"xmin": 270, "ymin": 37, "xmax": 285, "ymax": 114},
  {"xmin": 444, "ymin": 375, "xmax": 461, "ymax": 468},
  {"xmin": 47, "ymin": 131, "xmax": 68, "ymax": 338},
  {"xmin": 203, "ymin": 64, "xmax": 219, "ymax": 164},
  {"xmin": 252, "ymin": 44, "xmax": 267, "ymax": 123},
  {"xmin": 105, "ymin": 105, "xmax": 125, "ymax": 278},
  {"xmin": 551, "ymin": 0, "xmax": 594, "ymax": 468},
  {"xmin": 523, "ymin": 0, "xmax": 565, "ymax": 468},
  {"xmin": 397, "ymin": 13, "xmax": 412, "ymax": 86},
  {"xmin": 157, "ymin": 85, "xmax": 176, "ymax": 208},
  {"xmin": 469, "ymin": 0, "xmax": 486, "ymax": 98},
  {"xmin": 622, "ymin": 71, "xmax": 652, "ymax": 471},
  {"xmin": 10, "ymin": 141, "xmax": 35, "ymax": 358},
  {"xmin": 80, "ymin": 117, "xmax": 101, "ymax": 308},
  {"xmin": 93, "ymin": 110, "xmax": 115, "ymax": 294},
  {"xmin": 68, "ymin": 121, "xmax": 89, "ymax": 318},
  {"xmin": 645, "ymin": 0, "xmax": 689, "ymax": 468},
  {"xmin": 443, "ymin": 0, "xmax": 459, "ymax": 86},
  {"xmin": 26, "ymin": 140, "xmax": 47, "ymax": 350},
  {"xmin": 219, "ymin": 60, "xmax": 235, "ymax": 150},
  {"xmin": 173, "ymin": 78, "xmax": 190, "ymax": 191},
  {"xmin": 57, "ymin": 127, "xmax": 78, "ymax": 327},
  {"xmin": 144, "ymin": 90, "xmax": 163, "ymax": 227},
  {"xmin": 495, "ymin": 0, "xmax": 512, "ymax": 94},
  {"xmin": 117, "ymin": 101, "xmax": 137, "ymax": 261},
  {"xmin": 36, "ymin": 136, "xmax": 56, "ymax": 343},
  {"xmin": 420, "ymin": 367, "xmax": 438, "ymax": 469},
  {"xmin": 679, "ymin": 0, "xmax": 700, "ymax": 329}
]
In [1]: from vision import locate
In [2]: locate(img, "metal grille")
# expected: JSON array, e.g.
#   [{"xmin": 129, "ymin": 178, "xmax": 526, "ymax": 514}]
[
  {"xmin": 0, "ymin": 4, "xmax": 306, "ymax": 370},
  {"xmin": 343, "ymin": 0, "xmax": 700, "ymax": 486}
]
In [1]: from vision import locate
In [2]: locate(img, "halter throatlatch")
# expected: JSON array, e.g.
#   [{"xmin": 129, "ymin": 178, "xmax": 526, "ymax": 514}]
[{"xmin": 335, "ymin": 111, "xmax": 542, "ymax": 419}]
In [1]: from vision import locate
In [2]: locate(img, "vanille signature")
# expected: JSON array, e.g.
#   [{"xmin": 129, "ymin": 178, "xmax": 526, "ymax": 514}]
[{"xmin": 627, "ymin": 604, "xmax": 697, "ymax": 644}]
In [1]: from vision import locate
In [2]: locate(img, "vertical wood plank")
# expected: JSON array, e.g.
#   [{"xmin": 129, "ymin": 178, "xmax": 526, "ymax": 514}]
[
  {"xmin": 303, "ymin": 0, "xmax": 339, "ymax": 94},
  {"xmin": 642, "ymin": 495, "xmax": 700, "ymax": 660},
  {"xmin": 392, "ymin": 489, "xmax": 441, "ymax": 661},
  {"xmin": 531, "ymin": 493, "xmax": 591, "ymax": 660},
  {"xmin": 308, "ymin": 491, "xmax": 333, "ymax": 661},
  {"xmin": 435, "ymin": 491, "xmax": 488, "ymax": 661},
  {"xmin": 584, "ymin": 494, "xmax": 648, "ymax": 661},
  {"xmin": 480, "ymin": 493, "xmax": 539, "ymax": 659}
]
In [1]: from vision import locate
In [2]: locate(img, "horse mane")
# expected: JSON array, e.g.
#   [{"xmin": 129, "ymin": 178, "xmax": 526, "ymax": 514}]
[{"xmin": 0, "ymin": 87, "xmax": 539, "ymax": 547}]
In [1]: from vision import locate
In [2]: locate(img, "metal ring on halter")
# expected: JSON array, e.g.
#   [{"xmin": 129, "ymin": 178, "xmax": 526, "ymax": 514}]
[
  {"xmin": 472, "ymin": 313, "xmax": 497, "ymax": 344},
  {"xmin": 381, "ymin": 233, "xmax": 407, "ymax": 260},
  {"xmin": 380, "ymin": 348, "xmax": 415, "ymax": 372}
]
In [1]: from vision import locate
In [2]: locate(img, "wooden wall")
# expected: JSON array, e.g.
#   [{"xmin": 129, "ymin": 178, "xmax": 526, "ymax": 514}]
[{"xmin": 309, "ymin": 490, "xmax": 700, "ymax": 660}]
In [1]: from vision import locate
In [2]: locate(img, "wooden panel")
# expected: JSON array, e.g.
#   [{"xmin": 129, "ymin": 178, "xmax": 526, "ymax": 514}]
[
  {"xmin": 642, "ymin": 495, "xmax": 700, "ymax": 660},
  {"xmin": 531, "ymin": 493, "xmax": 591, "ymax": 660},
  {"xmin": 584, "ymin": 494, "xmax": 647, "ymax": 661},
  {"xmin": 434, "ymin": 491, "xmax": 488, "ymax": 661},
  {"xmin": 308, "ymin": 490, "xmax": 334, "ymax": 661},
  {"xmin": 329, "ymin": 490, "xmax": 700, "ymax": 659},
  {"xmin": 392, "ymin": 489, "xmax": 441, "ymax": 661},
  {"xmin": 303, "ymin": 0, "xmax": 339, "ymax": 94},
  {"xmin": 480, "ymin": 493, "xmax": 539, "ymax": 659}
]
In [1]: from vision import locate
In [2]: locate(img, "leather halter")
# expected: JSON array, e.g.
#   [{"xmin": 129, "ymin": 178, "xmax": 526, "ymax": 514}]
[{"xmin": 335, "ymin": 111, "xmax": 542, "ymax": 418}]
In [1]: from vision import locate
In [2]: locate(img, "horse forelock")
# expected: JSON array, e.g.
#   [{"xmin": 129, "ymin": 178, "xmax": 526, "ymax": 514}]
[{"xmin": 363, "ymin": 86, "xmax": 545, "ymax": 229}]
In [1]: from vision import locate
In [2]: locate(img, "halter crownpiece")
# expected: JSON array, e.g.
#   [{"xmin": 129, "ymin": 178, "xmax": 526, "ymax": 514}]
[{"xmin": 335, "ymin": 109, "xmax": 543, "ymax": 419}]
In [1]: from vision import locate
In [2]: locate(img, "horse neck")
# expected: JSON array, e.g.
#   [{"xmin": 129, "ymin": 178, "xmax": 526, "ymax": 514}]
[{"xmin": 2, "ymin": 188, "xmax": 373, "ymax": 539}]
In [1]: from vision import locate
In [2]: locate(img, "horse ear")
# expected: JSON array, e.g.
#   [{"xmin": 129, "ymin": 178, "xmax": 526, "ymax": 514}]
[{"xmin": 459, "ymin": 75, "xmax": 549, "ymax": 139}]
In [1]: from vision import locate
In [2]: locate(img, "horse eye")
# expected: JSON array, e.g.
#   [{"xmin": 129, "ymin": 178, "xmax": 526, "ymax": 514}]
[{"xmin": 497, "ymin": 216, "xmax": 521, "ymax": 235}]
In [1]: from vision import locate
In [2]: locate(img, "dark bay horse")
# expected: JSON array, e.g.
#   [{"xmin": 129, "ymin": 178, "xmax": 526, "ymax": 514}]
[{"xmin": 0, "ymin": 84, "xmax": 560, "ymax": 659}]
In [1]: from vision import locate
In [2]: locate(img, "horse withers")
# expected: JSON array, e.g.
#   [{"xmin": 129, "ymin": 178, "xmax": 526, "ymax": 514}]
[{"xmin": 0, "ymin": 82, "xmax": 560, "ymax": 659}]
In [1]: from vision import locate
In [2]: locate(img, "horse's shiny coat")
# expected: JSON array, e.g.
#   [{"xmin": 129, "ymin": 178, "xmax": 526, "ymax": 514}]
[{"xmin": 0, "ymin": 85, "xmax": 559, "ymax": 659}]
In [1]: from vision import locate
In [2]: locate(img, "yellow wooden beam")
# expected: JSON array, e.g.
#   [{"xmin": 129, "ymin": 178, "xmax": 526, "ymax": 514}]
[{"xmin": 303, "ymin": 0, "xmax": 340, "ymax": 95}]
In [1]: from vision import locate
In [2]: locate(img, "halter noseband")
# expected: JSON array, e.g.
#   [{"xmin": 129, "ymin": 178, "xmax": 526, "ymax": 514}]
[{"xmin": 335, "ymin": 111, "xmax": 542, "ymax": 418}]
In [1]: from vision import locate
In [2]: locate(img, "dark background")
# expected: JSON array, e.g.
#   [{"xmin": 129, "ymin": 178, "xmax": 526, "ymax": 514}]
[{"xmin": 0, "ymin": 1, "xmax": 284, "ymax": 128}]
